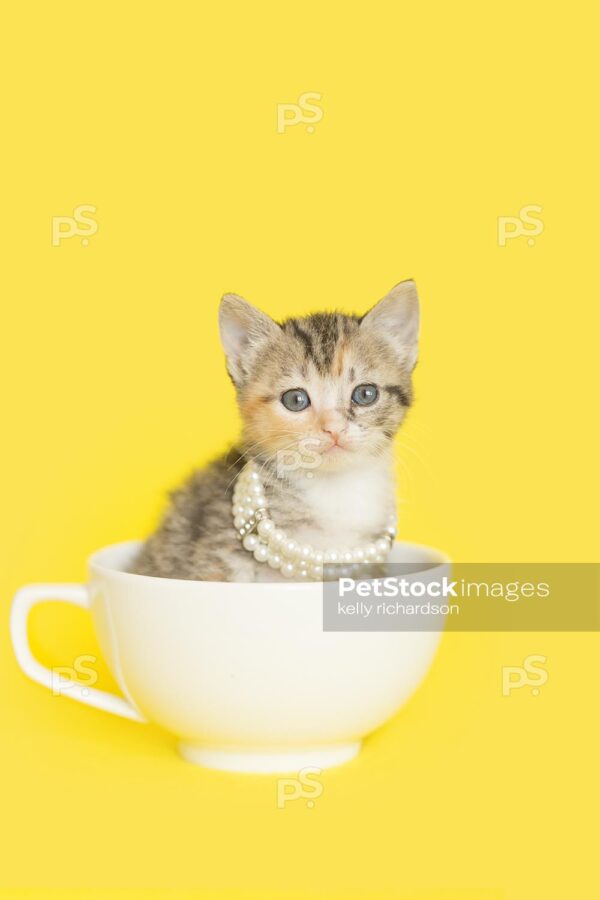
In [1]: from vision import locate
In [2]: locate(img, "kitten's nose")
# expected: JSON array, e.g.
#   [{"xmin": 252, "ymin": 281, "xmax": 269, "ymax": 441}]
[{"xmin": 320, "ymin": 416, "xmax": 347, "ymax": 445}]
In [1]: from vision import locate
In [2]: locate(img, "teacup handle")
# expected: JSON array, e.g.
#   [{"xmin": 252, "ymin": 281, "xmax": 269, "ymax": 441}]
[{"xmin": 10, "ymin": 583, "xmax": 145, "ymax": 722}]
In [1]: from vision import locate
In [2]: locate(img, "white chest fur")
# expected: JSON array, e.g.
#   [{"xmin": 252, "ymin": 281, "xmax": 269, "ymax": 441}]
[
  {"xmin": 287, "ymin": 460, "xmax": 395, "ymax": 550},
  {"xmin": 231, "ymin": 457, "xmax": 397, "ymax": 583}
]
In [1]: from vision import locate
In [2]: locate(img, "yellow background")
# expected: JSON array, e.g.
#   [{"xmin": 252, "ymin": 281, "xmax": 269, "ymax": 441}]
[{"xmin": 0, "ymin": 2, "xmax": 598, "ymax": 898}]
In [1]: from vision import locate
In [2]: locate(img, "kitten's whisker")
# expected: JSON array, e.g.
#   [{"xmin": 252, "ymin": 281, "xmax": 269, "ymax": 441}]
[
  {"xmin": 224, "ymin": 437, "xmax": 284, "ymax": 472},
  {"xmin": 223, "ymin": 432, "xmax": 302, "ymax": 478},
  {"xmin": 223, "ymin": 436, "xmax": 302, "ymax": 497},
  {"xmin": 395, "ymin": 437, "xmax": 434, "ymax": 479}
]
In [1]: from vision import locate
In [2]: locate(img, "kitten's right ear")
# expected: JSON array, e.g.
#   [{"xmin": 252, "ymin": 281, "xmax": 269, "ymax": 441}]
[
  {"xmin": 360, "ymin": 280, "xmax": 420, "ymax": 370},
  {"xmin": 218, "ymin": 293, "xmax": 280, "ymax": 386}
]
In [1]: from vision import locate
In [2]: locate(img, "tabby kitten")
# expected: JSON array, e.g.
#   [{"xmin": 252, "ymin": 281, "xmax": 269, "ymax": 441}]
[{"xmin": 132, "ymin": 280, "xmax": 420, "ymax": 582}]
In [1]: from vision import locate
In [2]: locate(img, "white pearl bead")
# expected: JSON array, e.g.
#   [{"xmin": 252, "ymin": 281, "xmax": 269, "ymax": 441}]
[
  {"xmin": 269, "ymin": 529, "xmax": 286, "ymax": 548},
  {"xmin": 375, "ymin": 538, "xmax": 390, "ymax": 554},
  {"xmin": 267, "ymin": 551, "xmax": 283, "ymax": 569},
  {"xmin": 375, "ymin": 553, "xmax": 386, "ymax": 564},
  {"xmin": 242, "ymin": 534, "xmax": 259, "ymax": 552},
  {"xmin": 313, "ymin": 551, "xmax": 324, "ymax": 564},
  {"xmin": 352, "ymin": 548, "xmax": 365, "ymax": 563},
  {"xmin": 283, "ymin": 539, "xmax": 299, "ymax": 559},
  {"xmin": 233, "ymin": 514, "xmax": 247, "ymax": 530},
  {"xmin": 310, "ymin": 564, "xmax": 323, "ymax": 580},
  {"xmin": 324, "ymin": 549, "xmax": 339, "ymax": 564},
  {"xmin": 296, "ymin": 567, "xmax": 310, "ymax": 580},
  {"xmin": 257, "ymin": 518, "xmax": 275, "ymax": 538},
  {"xmin": 253, "ymin": 543, "xmax": 269, "ymax": 563},
  {"xmin": 232, "ymin": 503, "xmax": 245, "ymax": 516},
  {"xmin": 248, "ymin": 470, "xmax": 259, "ymax": 481},
  {"xmin": 281, "ymin": 561, "xmax": 296, "ymax": 578},
  {"xmin": 299, "ymin": 544, "xmax": 313, "ymax": 562},
  {"xmin": 365, "ymin": 544, "xmax": 377, "ymax": 560},
  {"xmin": 340, "ymin": 549, "xmax": 353, "ymax": 564}
]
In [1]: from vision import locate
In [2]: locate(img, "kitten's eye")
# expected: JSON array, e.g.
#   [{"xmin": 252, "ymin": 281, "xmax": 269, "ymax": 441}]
[
  {"xmin": 281, "ymin": 388, "xmax": 311, "ymax": 411},
  {"xmin": 352, "ymin": 383, "xmax": 379, "ymax": 406}
]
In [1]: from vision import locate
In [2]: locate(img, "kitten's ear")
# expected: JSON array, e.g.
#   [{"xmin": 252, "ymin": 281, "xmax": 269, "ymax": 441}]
[
  {"xmin": 361, "ymin": 280, "xmax": 420, "ymax": 370},
  {"xmin": 219, "ymin": 293, "xmax": 280, "ymax": 386}
]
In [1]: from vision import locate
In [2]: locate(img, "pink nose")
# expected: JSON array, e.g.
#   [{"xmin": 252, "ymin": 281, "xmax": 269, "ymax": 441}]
[{"xmin": 321, "ymin": 421, "xmax": 347, "ymax": 444}]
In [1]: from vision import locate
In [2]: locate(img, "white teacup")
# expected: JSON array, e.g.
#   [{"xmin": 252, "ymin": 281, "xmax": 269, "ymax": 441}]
[{"xmin": 10, "ymin": 540, "xmax": 448, "ymax": 773}]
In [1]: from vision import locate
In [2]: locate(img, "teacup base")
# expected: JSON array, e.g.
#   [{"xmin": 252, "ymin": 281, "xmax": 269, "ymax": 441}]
[{"xmin": 178, "ymin": 740, "xmax": 362, "ymax": 774}]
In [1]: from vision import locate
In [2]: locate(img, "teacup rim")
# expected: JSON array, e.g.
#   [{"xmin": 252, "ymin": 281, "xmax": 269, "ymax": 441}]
[{"xmin": 88, "ymin": 539, "xmax": 451, "ymax": 590}]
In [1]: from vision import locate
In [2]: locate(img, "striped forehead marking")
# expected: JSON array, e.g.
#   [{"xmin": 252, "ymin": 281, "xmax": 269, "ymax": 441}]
[{"xmin": 283, "ymin": 313, "xmax": 360, "ymax": 375}]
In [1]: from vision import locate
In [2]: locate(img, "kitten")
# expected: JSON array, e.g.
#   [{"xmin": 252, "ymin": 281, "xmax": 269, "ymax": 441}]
[{"xmin": 132, "ymin": 280, "xmax": 419, "ymax": 582}]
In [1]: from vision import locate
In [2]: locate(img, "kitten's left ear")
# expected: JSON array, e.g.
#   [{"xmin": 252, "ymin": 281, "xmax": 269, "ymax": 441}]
[
  {"xmin": 219, "ymin": 293, "xmax": 280, "ymax": 386},
  {"xmin": 361, "ymin": 280, "xmax": 420, "ymax": 370}
]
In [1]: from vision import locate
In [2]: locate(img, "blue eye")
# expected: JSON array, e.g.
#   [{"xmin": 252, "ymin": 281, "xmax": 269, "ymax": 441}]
[
  {"xmin": 352, "ymin": 383, "xmax": 379, "ymax": 406},
  {"xmin": 281, "ymin": 388, "xmax": 310, "ymax": 411}
]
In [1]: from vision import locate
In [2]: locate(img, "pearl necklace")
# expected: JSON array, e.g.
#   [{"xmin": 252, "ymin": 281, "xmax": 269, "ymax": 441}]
[{"xmin": 232, "ymin": 462, "xmax": 396, "ymax": 580}]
